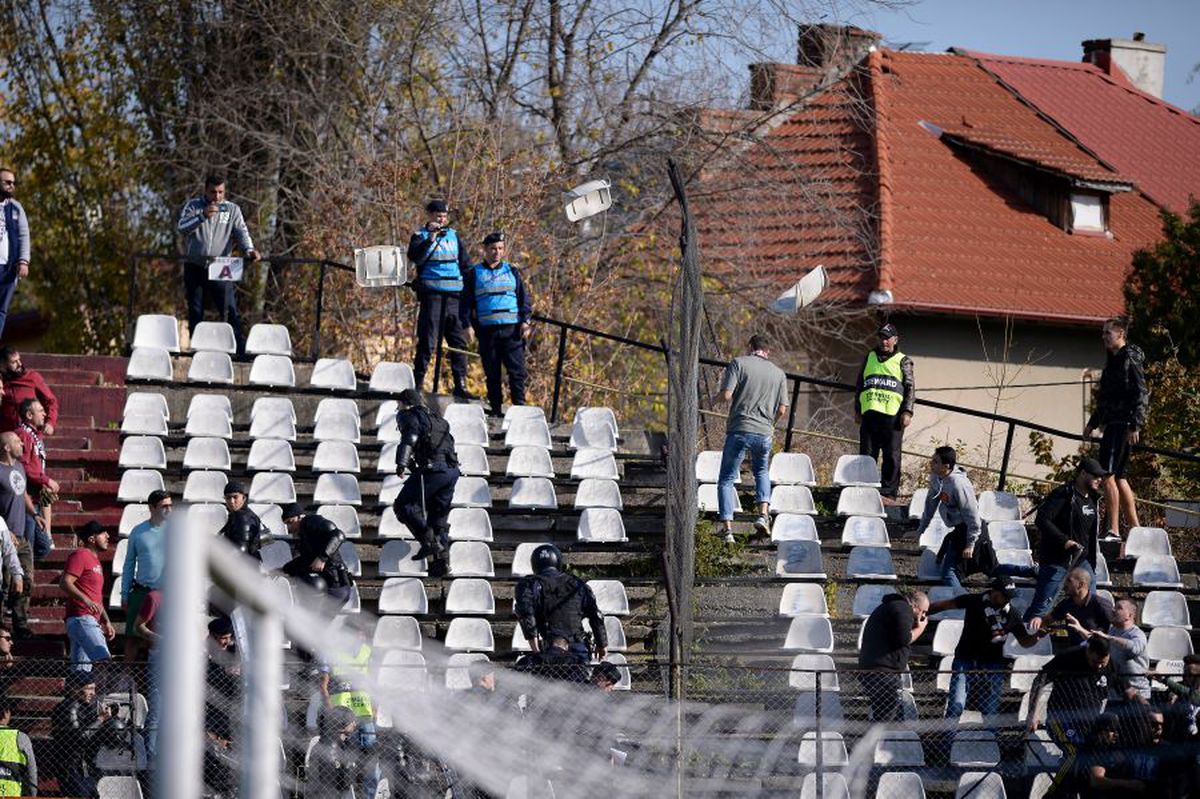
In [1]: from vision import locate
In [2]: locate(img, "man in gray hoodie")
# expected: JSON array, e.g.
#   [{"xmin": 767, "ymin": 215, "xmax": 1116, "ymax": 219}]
[
  {"xmin": 918, "ymin": 446, "xmax": 981, "ymax": 588},
  {"xmin": 177, "ymin": 174, "xmax": 261, "ymax": 354},
  {"xmin": 0, "ymin": 167, "xmax": 31, "ymax": 342}
]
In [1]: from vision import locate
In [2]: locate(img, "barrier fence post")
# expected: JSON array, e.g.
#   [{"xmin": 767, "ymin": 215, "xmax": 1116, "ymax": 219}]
[
  {"xmin": 432, "ymin": 296, "xmax": 448, "ymax": 394},
  {"xmin": 998, "ymin": 421, "xmax": 1016, "ymax": 491},
  {"xmin": 550, "ymin": 324, "xmax": 568, "ymax": 423},
  {"xmin": 815, "ymin": 669, "xmax": 824, "ymax": 799},
  {"xmin": 312, "ymin": 261, "xmax": 328, "ymax": 360},
  {"xmin": 784, "ymin": 377, "xmax": 801, "ymax": 452}
]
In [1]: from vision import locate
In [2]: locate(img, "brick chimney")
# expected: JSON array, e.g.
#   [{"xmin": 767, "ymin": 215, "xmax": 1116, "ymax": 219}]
[
  {"xmin": 748, "ymin": 24, "xmax": 879, "ymax": 111},
  {"xmin": 1082, "ymin": 33, "xmax": 1166, "ymax": 98}
]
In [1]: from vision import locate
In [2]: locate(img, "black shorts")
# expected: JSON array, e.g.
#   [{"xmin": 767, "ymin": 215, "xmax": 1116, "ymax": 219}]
[{"xmin": 1098, "ymin": 423, "xmax": 1131, "ymax": 479}]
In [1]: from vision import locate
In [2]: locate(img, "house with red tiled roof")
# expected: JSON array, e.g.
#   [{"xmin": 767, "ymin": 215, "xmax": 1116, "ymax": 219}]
[{"xmin": 693, "ymin": 26, "xmax": 1197, "ymax": 478}]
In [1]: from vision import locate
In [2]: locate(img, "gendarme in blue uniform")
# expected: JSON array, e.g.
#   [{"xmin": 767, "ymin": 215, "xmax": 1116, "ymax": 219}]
[
  {"xmin": 461, "ymin": 253, "xmax": 532, "ymax": 416},
  {"xmin": 406, "ymin": 205, "xmax": 471, "ymax": 395}
]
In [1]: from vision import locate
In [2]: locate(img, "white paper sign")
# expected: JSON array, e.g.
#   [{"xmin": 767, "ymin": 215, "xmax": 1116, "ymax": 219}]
[{"xmin": 208, "ymin": 257, "xmax": 244, "ymax": 282}]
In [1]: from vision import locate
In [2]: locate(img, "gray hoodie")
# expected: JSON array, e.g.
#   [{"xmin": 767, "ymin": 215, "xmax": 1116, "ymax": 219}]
[
  {"xmin": 177, "ymin": 198, "xmax": 255, "ymax": 263},
  {"xmin": 919, "ymin": 465, "xmax": 981, "ymax": 546}
]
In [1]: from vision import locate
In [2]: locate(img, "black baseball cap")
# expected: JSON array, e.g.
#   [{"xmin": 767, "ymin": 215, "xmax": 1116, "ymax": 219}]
[
  {"xmin": 425, "ymin": 199, "xmax": 448, "ymax": 213},
  {"xmin": 989, "ymin": 576, "xmax": 1017, "ymax": 599},
  {"xmin": 280, "ymin": 502, "xmax": 304, "ymax": 520},
  {"xmin": 1078, "ymin": 457, "xmax": 1111, "ymax": 478},
  {"xmin": 878, "ymin": 322, "xmax": 899, "ymax": 338}
]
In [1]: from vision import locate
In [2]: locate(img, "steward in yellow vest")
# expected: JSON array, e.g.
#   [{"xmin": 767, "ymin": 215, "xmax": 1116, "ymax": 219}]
[
  {"xmin": 0, "ymin": 699, "xmax": 35, "ymax": 798},
  {"xmin": 855, "ymin": 322, "xmax": 915, "ymax": 501}
]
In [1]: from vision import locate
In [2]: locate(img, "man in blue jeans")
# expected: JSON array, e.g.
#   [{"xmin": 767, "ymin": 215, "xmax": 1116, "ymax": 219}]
[
  {"xmin": 929, "ymin": 577, "xmax": 1039, "ymax": 719},
  {"xmin": 715, "ymin": 335, "xmax": 789, "ymax": 544},
  {"xmin": 60, "ymin": 521, "xmax": 115, "ymax": 673},
  {"xmin": 917, "ymin": 445, "xmax": 981, "ymax": 588}
]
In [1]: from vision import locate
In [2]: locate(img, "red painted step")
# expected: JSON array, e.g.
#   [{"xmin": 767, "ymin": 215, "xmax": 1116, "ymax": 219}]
[
  {"xmin": 54, "ymin": 414, "xmax": 97, "ymax": 428},
  {"xmin": 22, "ymin": 353, "xmax": 128, "ymax": 385},
  {"xmin": 47, "ymin": 385, "xmax": 126, "ymax": 422},
  {"xmin": 46, "ymin": 467, "xmax": 85, "ymax": 482},
  {"xmin": 48, "ymin": 449, "xmax": 120, "ymax": 468},
  {"xmin": 47, "ymin": 436, "xmax": 91, "ymax": 451},
  {"xmin": 35, "ymin": 368, "xmax": 104, "ymax": 386},
  {"xmin": 54, "ymin": 508, "xmax": 122, "ymax": 530}
]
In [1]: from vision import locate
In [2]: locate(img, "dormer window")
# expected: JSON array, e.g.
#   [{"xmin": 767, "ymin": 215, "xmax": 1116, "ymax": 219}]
[{"xmin": 1069, "ymin": 192, "xmax": 1106, "ymax": 233}]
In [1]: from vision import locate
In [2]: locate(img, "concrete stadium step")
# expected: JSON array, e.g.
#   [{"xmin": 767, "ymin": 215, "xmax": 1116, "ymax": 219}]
[{"xmin": 23, "ymin": 353, "xmax": 128, "ymax": 385}]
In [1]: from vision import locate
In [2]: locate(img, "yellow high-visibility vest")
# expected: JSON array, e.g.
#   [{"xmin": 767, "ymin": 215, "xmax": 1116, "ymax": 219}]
[
  {"xmin": 859, "ymin": 351, "xmax": 906, "ymax": 416},
  {"xmin": 329, "ymin": 643, "xmax": 373, "ymax": 719},
  {"xmin": 0, "ymin": 728, "xmax": 26, "ymax": 797}
]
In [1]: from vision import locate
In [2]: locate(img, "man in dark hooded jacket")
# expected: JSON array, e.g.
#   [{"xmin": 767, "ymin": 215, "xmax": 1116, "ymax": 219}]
[{"xmin": 219, "ymin": 481, "xmax": 264, "ymax": 560}]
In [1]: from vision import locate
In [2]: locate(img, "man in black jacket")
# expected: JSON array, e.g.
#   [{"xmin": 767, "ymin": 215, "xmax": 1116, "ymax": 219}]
[
  {"xmin": 858, "ymin": 591, "xmax": 929, "ymax": 721},
  {"xmin": 391, "ymin": 389, "xmax": 460, "ymax": 575},
  {"xmin": 514, "ymin": 544, "xmax": 607, "ymax": 664},
  {"xmin": 51, "ymin": 671, "xmax": 121, "ymax": 797},
  {"xmin": 219, "ymin": 481, "xmax": 264, "ymax": 560},
  {"xmin": 1024, "ymin": 458, "xmax": 1106, "ymax": 622},
  {"xmin": 1084, "ymin": 317, "xmax": 1149, "ymax": 543},
  {"xmin": 280, "ymin": 504, "xmax": 354, "ymax": 608}
]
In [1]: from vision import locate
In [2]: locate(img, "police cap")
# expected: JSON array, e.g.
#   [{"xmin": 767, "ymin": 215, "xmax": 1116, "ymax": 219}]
[
  {"xmin": 482, "ymin": 231, "xmax": 505, "ymax": 245},
  {"xmin": 425, "ymin": 199, "xmax": 448, "ymax": 213}
]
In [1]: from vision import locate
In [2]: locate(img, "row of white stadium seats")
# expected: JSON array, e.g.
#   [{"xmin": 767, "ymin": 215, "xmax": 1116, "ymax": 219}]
[
  {"xmin": 698, "ymin": 484, "xmax": 888, "ymax": 518},
  {"xmin": 134, "ymin": 316, "xmax": 295, "ymax": 356},
  {"xmin": 128, "ymin": 347, "xmax": 360, "ymax": 390}
]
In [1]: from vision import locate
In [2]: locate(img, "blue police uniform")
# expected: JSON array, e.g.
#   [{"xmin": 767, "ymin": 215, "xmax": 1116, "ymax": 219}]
[
  {"xmin": 407, "ymin": 227, "xmax": 471, "ymax": 394},
  {"xmin": 461, "ymin": 259, "xmax": 531, "ymax": 416}
]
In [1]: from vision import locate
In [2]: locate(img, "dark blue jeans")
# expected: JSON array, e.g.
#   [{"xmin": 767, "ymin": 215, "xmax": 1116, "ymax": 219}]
[
  {"xmin": 946, "ymin": 657, "xmax": 1006, "ymax": 719},
  {"xmin": 1023, "ymin": 557, "xmax": 1095, "ymax": 621}
]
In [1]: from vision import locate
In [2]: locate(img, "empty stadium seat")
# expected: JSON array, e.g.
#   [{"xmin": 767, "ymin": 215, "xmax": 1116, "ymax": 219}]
[
  {"xmin": 445, "ymin": 579, "xmax": 496, "ymax": 615},
  {"xmin": 183, "ymin": 471, "xmax": 227, "ymax": 504},
  {"xmin": 935, "ymin": 656, "xmax": 954, "ymax": 693},
  {"xmin": 768, "ymin": 453, "xmax": 816, "ymax": 486},
  {"xmin": 250, "ymin": 413, "xmax": 297, "ymax": 443},
  {"xmin": 310, "ymin": 358, "xmax": 357, "ymax": 391},
  {"xmin": 248, "ymin": 354, "xmax": 295, "ymax": 387},
  {"xmin": 259, "ymin": 540, "xmax": 293, "ymax": 572},
  {"xmin": 183, "ymin": 438, "xmax": 232, "ymax": 471},
  {"xmin": 694, "ymin": 451, "xmax": 727, "ymax": 483},
  {"xmin": 455, "ymin": 444, "xmax": 490, "ymax": 477},
  {"xmin": 374, "ymin": 615, "xmax": 423, "ymax": 650},
  {"xmin": 933, "ymin": 619, "xmax": 964, "ymax": 655},
  {"xmin": 1025, "ymin": 728, "xmax": 1064, "ymax": 770},
  {"xmin": 986, "ymin": 520, "xmax": 1030, "ymax": 550},
  {"xmin": 506, "ymin": 445, "xmax": 554, "ymax": 478},
  {"xmin": 832, "ymin": 454, "xmax": 881, "ymax": 487},
  {"xmin": 119, "ymin": 436, "xmax": 167, "ymax": 470},
  {"xmin": 446, "ymin": 507, "xmax": 492, "ymax": 542},
  {"xmin": 314, "ymin": 412, "xmax": 362, "ymax": 444},
  {"xmin": 589, "ymin": 616, "xmax": 627, "ymax": 652},
  {"xmin": 772, "ymin": 513, "xmax": 818, "ymax": 542},
  {"xmin": 779, "ymin": 584, "xmax": 829, "ymax": 617},
  {"xmin": 588, "ymin": 580, "xmax": 630, "ymax": 615},
  {"xmin": 504, "ymin": 418, "xmax": 552, "ymax": 448},
  {"xmin": 378, "ymin": 578, "xmax": 428, "ymax": 615},
  {"xmin": 852, "ymin": 584, "xmax": 892, "ymax": 618},
  {"xmin": 110, "ymin": 539, "xmax": 129, "ymax": 575},
  {"xmin": 577, "ymin": 508, "xmax": 627, "ymax": 543},
  {"xmin": 797, "ymin": 731, "xmax": 848, "ymax": 767},
  {"xmin": 186, "ymin": 503, "xmax": 227, "ymax": 534},
  {"xmin": 1010, "ymin": 655, "xmax": 1053, "ymax": 693},
  {"xmin": 126, "ymin": 347, "xmax": 173, "ymax": 381},
  {"xmin": 841, "ymin": 516, "xmax": 890, "ymax": 547},
  {"xmin": 188, "ymin": 351, "xmax": 234, "ymax": 384},
  {"xmin": 955, "ymin": 772, "xmax": 1005, "ymax": 799},
  {"xmin": 917, "ymin": 549, "xmax": 941, "ymax": 580},
  {"xmin": 369, "ymin": 361, "xmax": 415, "ymax": 393},
  {"xmin": 836, "ymin": 486, "xmax": 885, "ymax": 517},
  {"xmin": 569, "ymin": 413, "xmax": 618, "ymax": 451},
  {"xmin": 783, "ymin": 617, "xmax": 835, "ymax": 652},
  {"xmin": 190, "ymin": 321, "xmax": 236, "ymax": 353},
  {"xmin": 1147, "ymin": 626, "xmax": 1194, "ymax": 660},
  {"xmin": 570, "ymin": 448, "xmax": 619, "ymax": 481},
  {"xmin": 378, "ymin": 540, "xmax": 427, "ymax": 577},
  {"xmin": 249, "ymin": 472, "xmax": 296, "ymax": 504},
  {"xmin": 1126, "ymin": 526, "xmax": 1172, "ymax": 558},
  {"xmin": 874, "ymin": 731, "xmax": 925, "ymax": 767},
  {"xmin": 1133, "ymin": 554, "xmax": 1183, "ymax": 588},
  {"xmin": 1142, "ymin": 590, "xmax": 1191, "ymax": 628},
  {"xmin": 502, "ymin": 405, "xmax": 546, "ymax": 430},
  {"xmin": 246, "ymin": 323, "xmax": 293, "ymax": 356},
  {"xmin": 1095, "ymin": 551, "xmax": 1113, "ymax": 586},
  {"xmin": 908, "ymin": 488, "xmax": 928, "ymax": 520},
  {"xmin": 247, "ymin": 439, "xmax": 295, "ymax": 472},
  {"xmin": 775, "ymin": 541, "xmax": 826, "ymax": 579},
  {"xmin": 185, "ymin": 410, "xmax": 233, "ymax": 439},
  {"xmin": 250, "ymin": 503, "xmax": 285, "ymax": 537},
  {"xmin": 377, "ymin": 507, "xmax": 414, "ymax": 539},
  {"xmin": 787, "ymin": 654, "xmax": 839, "ymax": 690},
  {"xmin": 337, "ymin": 541, "xmax": 362, "ymax": 576},
  {"xmin": 317, "ymin": 505, "xmax": 361, "ymax": 539},
  {"xmin": 251, "ymin": 395, "xmax": 296, "ymax": 422},
  {"xmin": 950, "ymin": 730, "xmax": 1000, "ymax": 767},
  {"xmin": 1003, "ymin": 631, "xmax": 1052, "ymax": 658},
  {"xmin": 510, "ymin": 543, "xmax": 542, "ymax": 577},
  {"xmin": 445, "ymin": 618, "xmax": 494, "ymax": 652},
  {"xmin": 98, "ymin": 775, "xmax": 144, "ymax": 799},
  {"xmin": 376, "ymin": 651, "xmax": 428, "ymax": 694},
  {"xmin": 376, "ymin": 442, "xmax": 400, "ymax": 474},
  {"xmin": 928, "ymin": 586, "xmax": 967, "ymax": 620},
  {"xmin": 794, "ymin": 690, "xmax": 844, "ymax": 725},
  {"xmin": 118, "ymin": 470, "xmax": 164, "ymax": 503},
  {"xmin": 994, "ymin": 548, "xmax": 1035, "ymax": 571},
  {"xmin": 919, "ymin": 514, "xmax": 953, "ymax": 550},
  {"xmin": 448, "ymin": 416, "xmax": 489, "ymax": 447},
  {"xmin": 448, "ymin": 541, "xmax": 494, "ymax": 577},
  {"xmin": 697, "ymin": 483, "xmax": 735, "ymax": 513},
  {"xmin": 574, "ymin": 478, "xmax": 623, "ymax": 510},
  {"xmin": 978, "ymin": 490, "xmax": 1020, "ymax": 522},
  {"xmin": 574, "ymin": 406, "xmax": 619, "ymax": 435},
  {"xmin": 770, "ymin": 485, "xmax": 816, "ymax": 515},
  {"xmin": 509, "ymin": 477, "xmax": 557, "ymax": 510},
  {"xmin": 374, "ymin": 400, "xmax": 400, "ymax": 442},
  {"xmin": 120, "ymin": 412, "xmax": 168, "ymax": 436},
  {"xmin": 124, "ymin": 392, "xmax": 169, "ymax": 422},
  {"xmin": 133, "ymin": 314, "xmax": 180, "ymax": 352},
  {"xmin": 314, "ymin": 473, "xmax": 361, "ymax": 505},
  {"xmin": 846, "ymin": 546, "xmax": 896, "ymax": 579},
  {"xmin": 186, "ymin": 392, "xmax": 232, "ymax": 421},
  {"xmin": 119, "ymin": 505, "xmax": 151, "ymax": 536},
  {"xmin": 799, "ymin": 773, "xmax": 849, "ymax": 799},
  {"xmin": 313, "ymin": 441, "xmax": 361, "ymax": 473},
  {"xmin": 314, "ymin": 397, "xmax": 360, "ymax": 422},
  {"xmin": 447, "ymin": 476, "xmax": 490, "ymax": 508}
]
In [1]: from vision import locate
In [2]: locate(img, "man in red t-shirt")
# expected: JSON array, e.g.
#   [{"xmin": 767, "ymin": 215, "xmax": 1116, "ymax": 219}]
[{"xmin": 60, "ymin": 521, "xmax": 114, "ymax": 673}]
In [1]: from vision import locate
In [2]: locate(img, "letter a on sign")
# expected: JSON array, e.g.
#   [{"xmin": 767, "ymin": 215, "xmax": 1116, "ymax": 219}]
[{"xmin": 208, "ymin": 257, "xmax": 244, "ymax": 282}]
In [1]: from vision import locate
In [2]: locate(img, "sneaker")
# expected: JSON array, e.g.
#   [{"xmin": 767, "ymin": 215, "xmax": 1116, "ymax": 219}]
[
  {"xmin": 724, "ymin": 532, "xmax": 736, "ymax": 545},
  {"xmin": 753, "ymin": 515, "xmax": 771, "ymax": 536},
  {"xmin": 452, "ymin": 386, "xmax": 476, "ymax": 401},
  {"xmin": 1101, "ymin": 531, "xmax": 1122, "ymax": 543}
]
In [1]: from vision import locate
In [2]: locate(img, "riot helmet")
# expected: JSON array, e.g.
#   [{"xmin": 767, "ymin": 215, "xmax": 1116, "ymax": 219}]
[{"xmin": 531, "ymin": 544, "xmax": 563, "ymax": 574}]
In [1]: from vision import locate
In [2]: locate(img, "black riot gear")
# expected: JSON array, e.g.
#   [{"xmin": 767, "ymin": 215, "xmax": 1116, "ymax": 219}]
[
  {"xmin": 395, "ymin": 405, "xmax": 458, "ymax": 474},
  {"xmin": 220, "ymin": 506, "xmax": 265, "ymax": 560},
  {"xmin": 530, "ymin": 544, "xmax": 563, "ymax": 574},
  {"xmin": 392, "ymin": 401, "xmax": 462, "ymax": 571},
  {"xmin": 514, "ymin": 566, "xmax": 607, "ymax": 663},
  {"xmin": 283, "ymin": 514, "xmax": 353, "ymax": 590}
]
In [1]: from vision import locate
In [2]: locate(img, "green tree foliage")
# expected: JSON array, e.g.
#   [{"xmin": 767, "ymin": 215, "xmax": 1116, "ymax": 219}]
[{"xmin": 1126, "ymin": 201, "xmax": 1200, "ymax": 367}]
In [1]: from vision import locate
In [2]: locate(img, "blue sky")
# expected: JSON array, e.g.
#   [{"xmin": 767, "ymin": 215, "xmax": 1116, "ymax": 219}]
[{"xmin": 847, "ymin": 0, "xmax": 1200, "ymax": 111}]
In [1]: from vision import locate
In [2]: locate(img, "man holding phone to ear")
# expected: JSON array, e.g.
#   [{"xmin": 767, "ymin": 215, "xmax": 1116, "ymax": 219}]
[
  {"xmin": 407, "ymin": 199, "xmax": 473, "ymax": 400},
  {"xmin": 859, "ymin": 591, "xmax": 930, "ymax": 721}
]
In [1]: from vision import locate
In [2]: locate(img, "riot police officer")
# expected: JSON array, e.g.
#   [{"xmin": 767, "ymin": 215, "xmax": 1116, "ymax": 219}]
[
  {"xmin": 279, "ymin": 504, "xmax": 354, "ymax": 608},
  {"xmin": 407, "ymin": 199, "xmax": 473, "ymax": 399},
  {"xmin": 391, "ymin": 389, "xmax": 460, "ymax": 574},
  {"xmin": 460, "ymin": 231, "xmax": 531, "ymax": 417},
  {"xmin": 514, "ymin": 544, "xmax": 607, "ymax": 664},
  {"xmin": 219, "ymin": 481, "xmax": 265, "ymax": 560}
]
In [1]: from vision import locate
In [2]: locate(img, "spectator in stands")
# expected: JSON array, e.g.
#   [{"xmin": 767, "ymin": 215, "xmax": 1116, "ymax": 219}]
[
  {"xmin": 318, "ymin": 618, "xmax": 379, "ymax": 799},
  {"xmin": 204, "ymin": 616, "xmax": 240, "ymax": 795},
  {"xmin": 712, "ymin": 334, "xmax": 788, "ymax": 544},
  {"xmin": 1031, "ymin": 567, "xmax": 1114, "ymax": 647},
  {"xmin": 928, "ymin": 577, "xmax": 1038, "ymax": 720},
  {"xmin": 1161, "ymin": 654, "xmax": 1200, "ymax": 740},
  {"xmin": 407, "ymin": 199, "xmax": 473, "ymax": 399},
  {"xmin": 121, "ymin": 489, "xmax": 170, "ymax": 663},
  {"xmin": 177, "ymin": 174, "xmax": 261, "ymax": 355},
  {"xmin": 0, "ymin": 349, "xmax": 56, "ymax": 435},
  {"xmin": 919, "ymin": 445, "xmax": 982, "ymax": 588},
  {"xmin": 857, "ymin": 591, "xmax": 929, "ymax": 722},
  {"xmin": 0, "ymin": 630, "xmax": 15, "ymax": 697},
  {"xmin": 854, "ymin": 322, "xmax": 915, "ymax": 504},
  {"xmin": 590, "ymin": 661, "xmax": 623, "ymax": 693},
  {"xmin": 305, "ymin": 705, "xmax": 360, "ymax": 799},
  {"xmin": 134, "ymin": 588, "xmax": 162, "ymax": 761},
  {"xmin": 0, "ymin": 525, "xmax": 22, "ymax": 645},
  {"xmin": 460, "ymin": 231, "xmax": 532, "ymax": 417},
  {"xmin": 61, "ymin": 521, "xmax": 114, "ymax": 673},
  {"xmin": 0, "ymin": 432, "xmax": 31, "ymax": 638},
  {"xmin": 1024, "ymin": 458, "xmax": 1106, "ymax": 622},
  {"xmin": 219, "ymin": 481, "xmax": 264, "ymax": 560},
  {"xmin": 280, "ymin": 503, "xmax": 354, "ymax": 608},
  {"xmin": 515, "ymin": 544, "xmax": 607, "ymax": 665},
  {"xmin": 1084, "ymin": 317, "xmax": 1148, "ymax": 543},
  {"xmin": 392, "ymin": 389, "xmax": 459, "ymax": 574},
  {"xmin": 52, "ymin": 671, "xmax": 118, "ymax": 797},
  {"xmin": 1061, "ymin": 597, "xmax": 1149, "ymax": 704},
  {"xmin": 16, "ymin": 398, "xmax": 57, "ymax": 551},
  {"xmin": 0, "ymin": 168, "xmax": 30, "ymax": 344},
  {"xmin": 1027, "ymin": 636, "xmax": 1111, "ymax": 745},
  {"xmin": 0, "ymin": 696, "xmax": 36, "ymax": 797}
]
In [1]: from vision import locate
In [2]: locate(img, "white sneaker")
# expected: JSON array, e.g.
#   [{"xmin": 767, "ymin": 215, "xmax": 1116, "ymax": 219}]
[
  {"xmin": 754, "ymin": 515, "xmax": 771, "ymax": 536},
  {"xmin": 724, "ymin": 532, "xmax": 736, "ymax": 545}
]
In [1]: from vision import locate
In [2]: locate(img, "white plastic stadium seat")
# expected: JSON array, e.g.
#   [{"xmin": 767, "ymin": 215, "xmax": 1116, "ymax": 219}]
[
  {"xmin": 188, "ymin": 351, "xmax": 234, "ymax": 384},
  {"xmin": 188, "ymin": 393, "xmax": 233, "ymax": 422},
  {"xmin": 509, "ymin": 477, "xmax": 557, "ymax": 510},
  {"xmin": 510, "ymin": 543, "xmax": 543, "ymax": 578},
  {"xmin": 950, "ymin": 730, "xmax": 1000, "ymax": 767},
  {"xmin": 917, "ymin": 549, "xmax": 941, "ymax": 580},
  {"xmin": 369, "ymin": 361, "xmax": 415, "ymax": 393},
  {"xmin": 313, "ymin": 441, "xmax": 361, "ymax": 473},
  {"xmin": 376, "ymin": 442, "xmax": 400, "ymax": 474},
  {"xmin": 314, "ymin": 474, "xmax": 362, "ymax": 506},
  {"xmin": 585, "ymin": 616, "xmax": 627, "ymax": 652},
  {"xmin": 259, "ymin": 540, "xmax": 293, "ymax": 572},
  {"xmin": 799, "ymin": 773, "xmax": 849, "ymax": 799},
  {"xmin": 772, "ymin": 514, "xmax": 818, "ymax": 542},
  {"xmin": 374, "ymin": 401, "xmax": 400, "ymax": 442},
  {"xmin": 97, "ymin": 775, "xmax": 144, "ymax": 799},
  {"xmin": 445, "ymin": 579, "xmax": 496, "ymax": 615},
  {"xmin": 1147, "ymin": 626, "xmax": 1194, "ymax": 660},
  {"xmin": 694, "ymin": 451, "xmax": 729, "ymax": 484},
  {"xmin": 133, "ymin": 314, "xmax": 180, "ymax": 352},
  {"xmin": 874, "ymin": 732, "xmax": 925, "ymax": 767},
  {"xmin": 250, "ymin": 412, "xmax": 297, "ymax": 442},
  {"xmin": 110, "ymin": 540, "xmax": 129, "ymax": 575},
  {"xmin": 502, "ymin": 405, "xmax": 546, "ymax": 430},
  {"xmin": 779, "ymin": 584, "xmax": 829, "ymax": 617},
  {"xmin": 313, "ymin": 398, "xmax": 359, "ymax": 425},
  {"xmin": 1133, "ymin": 554, "xmax": 1183, "ymax": 588},
  {"xmin": 787, "ymin": 654, "xmax": 839, "ymax": 690},
  {"xmin": 783, "ymin": 617, "xmax": 835, "ymax": 653},
  {"xmin": 378, "ymin": 540, "xmax": 428, "ymax": 577},
  {"xmin": 119, "ymin": 436, "xmax": 167, "ymax": 470},
  {"xmin": 770, "ymin": 485, "xmax": 817, "ymax": 515},
  {"xmin": 126, "ymin": 347, "xmax": 173, "ymax": 381},
  {"xmin": 246, "ymin": 323, "xmax": 293, "ymax": 356},
  {"xmin": 317, "ymin": 505, "xmax": 361, "ymax": 539},
  {"xmin": 247, "ymin": 439, "xmax": 295, "ymax": 472},
  {"xmin": 832, "ymin": 454, "xmax": 881, "ymax": 487},
  {"xmin": 451, "ymin": 477, "xmax": 492, "ymax": 508},
  {"xmin": 309, "ymin": 358, "xmax": 356, "ymax": 391},
  {"xmin": 124, "ymin": 392, "xmax": 169, "ymax": 422},
  {"xmin": 118, "ymin": 470, "xmax": 164, "ymax": 503},
  {"xmin": 797, "ymin": 731, "xmax": 849, "ymax": 767},
  {"xmin": 841, "ymin": 516, "xmax": 889, "ymax": 547},
  {"xmin": 1142, "ymin": 590, "xmax": 1191, "ymax": 628},
  {"xmin": 185, "ymin": 410, "xmax": 233, "ymax": 439},
  {"xmin": 588, "ymin": 580, "xmax": 630, "ymax": 616},
  {"xmin": 183, "ymin": 471, "xmax": 227, "ymax": 504},
  {"xmin": 1126, "ymin": 527, "xmax": 1172, "ymax": 558},
  {"xmin": 248, "ymin": 354, "xmax": 295, "ymax": 388},
  {"xmin": 373, "ymin": 615, "xmax": 423, "ymax": 650},
  {"xmin": 570, "ymin": 448, "xmax": 619, "ymax": 481},
  {"xmin": 1010, "ymin": 655, "xmax": 1053, "ymax": 693},
  {"xmin": 775, "ymin": 541, "xmax": 826, "ymax": 579},
  {"xmin": 569, "ymin": 413, "xmax": 618, "ymax": 451},
  {"xmin": 455, "ymin": 444, "xmax": 490, "ymax": 477},
  {"xmin": 852, "ymin": 585, "xmax": 892, "ymax": 618},
  {"xmin": 577, "ymin": 508, "xmax": 627, "ymax": 543},
  {"xmin": 504, "ymin": 418, "xmax": 552, "ymax": 449},
  {"xmin": 768, "ymin": 453, "xmax": 816, "ymax": 486},
  {"xmin": 190, "ymin": 321, "xmax": 236, "ymax": 354},
  {"xmin": 987, "ymin": 520, "xmax": 1030, "ymax": 551},
  {"xmin": 978, "ymin": 491, "xmax": 1020, "ymax": 522},
  {"xmin": 250, "ymin": 472, "xmax": 297, "ymax": 504},
  {"xmin": 314, "ymin": 413, "xmax": 361, "ymax": 444},
  {"xmin": 250, "ymin": 503, "xmax": 285, "ymax": 538},
  {"xmin": 444, "ymin": 618, "xmax": 494, "ymax": 652},
  {"xmin": 443, "ymin": 404, "xmax": 486, "ymax": 427},
  {"xmin": 251, "ymin": 396, "xmax": 296, "ymax": 423},
  {"xmin": 448, "ymin": 417, "xmax": 489, "ymax": 448},
  {"xmin": 377, "ymin": 508, "xmax": 415, "ymax": 539},
  {"xmin": 183, "ymin": 438, "xmax": 231, "ymax": 471},
  {"xmin": 846, "ymin": 546, "xmax": 896, "ymax": 580},
  {"xmin": 794, "ymin": 690, "xmax": 844, "ymax": 725},
  {"xmin": 337, "ymin": 541, "xmax": 362, "ymax": 576},
  {"xmin": 836, "ymin": 487, "xmax": 885, "ymax": 518},
  {"xmin": 697, "ymin": 484, "xmax": 736, "ymax": 513},
  {"xmin": 506, "ymin": 446, "xmax": 554, "ymax": 479},
  {"xmin": 1095, "ymin": 551, "xmax": 1113, "ymax": 586},
  {"xmin": 378, "ymin": 578, "xmax": 428, "ymax": 615},
  {"xmin": 573, "ymin": 407, "xmax": 619, "ymax": 437},
  {"xmin": 994, "ymin": 548, "xmax": 1035, "ymax": 571},
  {"xmin": 574, "ymin": 478, "xmax": 623, "ymax": 510},
  {"xmin": 120, "ymin": 412, "xmax": 168, "ymax": 436},
  {"xmin": 919, "ymin": 513, "xmax": 953, "ymax": 550},
  {"xmin": 908, "ymin": 488, "xmax": 928, "ymax": 520},
  {"xmin": 933, "ymin": 620, "xmax": 964, "ymax": 656},
  {"xmin": 448, "ymin": 541, "xmax": 495, "ymax": 577},
  {"xmin": 119, "ymin": 505, "xmax": 151, "ymax": 536},
  {"xmin": 1003, "ymin": 631, "xmax": 1052, "ymax": 658},
  {"xmin": 186, "ymin": 503, "xmax": 227, "ymax": 535},
  {"xmin": 1025, "ymin": 729, "xmax": 1064, "ymax": 771},
  {"xmin": 447, "ymin": 508, "xmax": 492, "ymax": 542},
  {"xmin": 955, "ymin": 772, "xmax": 1006, "ymax": 799}
]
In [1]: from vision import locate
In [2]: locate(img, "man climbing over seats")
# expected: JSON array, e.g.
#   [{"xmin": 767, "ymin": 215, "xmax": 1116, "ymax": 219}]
[
  {"xmin": 392, "ymin": 388, "xmax": 460, "ymax": 576},
  {"xmin": 854, "ymin": 322, "xmax": 915, "ymax": 504},
  {"xmin": 218, "ymin": 481, "xmax": 265, "ymax": 561},
  {"xmin": 514, "ymin": 544, "xmax": 607, "ymax": 665},
  {"xmin": 280, "ymin": 503, "xmax": 355, "ymax": 609},
  {"xmin": 918, "ymin": 445, "xmax": 982, "ymax": 588},
  {"xmin": 407, "ymin": 199, "xmax": 473, "ymax": 399}
]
